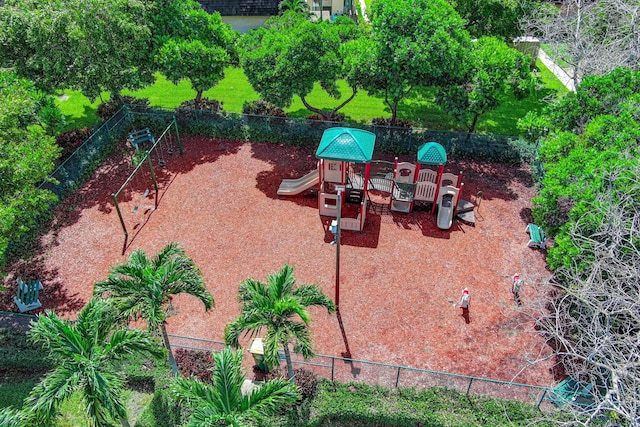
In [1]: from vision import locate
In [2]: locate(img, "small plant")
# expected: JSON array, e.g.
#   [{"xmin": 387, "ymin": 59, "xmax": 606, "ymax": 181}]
[
  {"xmin": 174, "ymin": 348, "xmax": 214, "ymax": 384},
  {"xmin": 242, "ymin": 100, "xmax": 287, "ymax": 117},
  {"xmin": 371, "ymin": 117, "xmax": 414, "ymax": 128},
  {"xmin": 130, "ymin": 149, "xmax": 148, "ymax": 168},
  {"xmin": 97, "ymin": 96, "xmax": 150, "ymax": 120},
  {"xmin": 55, "ymin": 127, "xmax": 94, "ymax": 162}
]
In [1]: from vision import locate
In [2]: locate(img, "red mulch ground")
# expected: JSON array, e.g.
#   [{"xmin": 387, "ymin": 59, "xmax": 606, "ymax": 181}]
[{"xmin": 2, "ymin": 135, "xmax": 557, "ymax": 388}]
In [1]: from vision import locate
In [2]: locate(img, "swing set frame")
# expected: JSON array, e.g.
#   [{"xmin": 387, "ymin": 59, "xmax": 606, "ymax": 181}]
[{"xmin": 112, "ymin": 117, "xmax": 182, "ymax": 253}]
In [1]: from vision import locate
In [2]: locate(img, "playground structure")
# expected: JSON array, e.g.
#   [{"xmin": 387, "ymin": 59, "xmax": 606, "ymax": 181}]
[
  {"xmin": 278, "ymin": 127, "xmax": 475, "ymax": 231},
  {"xmin": 112, "ymin": 120, "xmax": 183, "ymax": 253}
]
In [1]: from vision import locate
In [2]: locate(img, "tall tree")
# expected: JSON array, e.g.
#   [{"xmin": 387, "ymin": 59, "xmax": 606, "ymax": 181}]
[
  {"xmin": 436, "ymin": 37, "xmax": 535, "ymax": 134},
  {"xmin": 172, "ymin": 347, "xmax": 299, "ymax": 427},
  {"xmin": 523, "ymin": 0, "xmax": 640, "ymax": 88},
  {"xmin": 224, "ymin": 264, "xmax": 335, "ymax": 381},
  {"xmin": 352, "ymin": 0, "xmax": 471, "ymax": 124},
  {"xmin": 278, "ymin": 0, "xmax": 311, "ymax": 17},
  {"xmin": 25, "ymin": 298, "xmax": 164, "ymax": 427},
  {"xmin": 533, "ymin": 171, "xmax": 640, "ymax": 426},
  {"xmin": 0, "ymin": 71, "xmax": 61, "ymax": 268},
  {"xmin": 240, "ymin": 12, "xmax": 361, "ymax": 120},
  {"xmin": 449, "ymin": 0, "xmax": 539, "ymax": 41},
  {"xmin": 94, "ymin": 242, "xmax": 214, "ymax": 376},
  {"xmin": 0, "ymin": 0, "xmax": 155, "ymax": 101},
  {"xmin": 155, "ymin": 9, "xmax": 237, "ymax": 109}
]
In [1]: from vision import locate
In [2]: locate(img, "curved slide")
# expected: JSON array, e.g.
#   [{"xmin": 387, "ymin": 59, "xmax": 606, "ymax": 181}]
[
  {"xmin": 277, "ymin": 169, "xmax": 319, "ymax": 196},
  {"xmin": 437, "ymin": 191, "xmax": 456, "ymax": 230}
]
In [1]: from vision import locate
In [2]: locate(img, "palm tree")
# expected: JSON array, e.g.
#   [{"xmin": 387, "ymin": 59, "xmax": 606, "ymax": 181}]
[
  {"xmin": 0, "ymin": 408, "xmax": 26, "ymax": 427},
  {"xmin": 95, "ymin": 242, "xmax": 214, "ymax": 376},
  {"xmin": 224, "ymin": 264, "xmax": 335, "ymax": 381},
  {"xmin": 278, "ymin": 0, "xmax": 311, "ymax": 16},
  {"xmin": 25, "ymin": 298, "xmax": 164, "ymax": 427},
  {"xmin": 172, "ymin": 347, "xmax": 298, "ymax": 427}
]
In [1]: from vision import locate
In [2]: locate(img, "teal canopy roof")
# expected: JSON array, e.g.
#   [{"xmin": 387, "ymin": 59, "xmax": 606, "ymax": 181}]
[
  {"xmin": 316, "ymin": 128, "xmax": 376, "ymax": 163},
  {"xmin": 417, "ymin": 142, "xmax": 447, "ymax": 165}
]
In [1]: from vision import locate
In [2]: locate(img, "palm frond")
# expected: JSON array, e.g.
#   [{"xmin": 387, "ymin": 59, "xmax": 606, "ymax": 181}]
[
  {"xmin": 211, "ymin": 348, "xmax": 245, "ymax": 414},
  {"xmin": 26, "ymin": 366, "xmax": 81, "ymax": 422},
  {"xmin": 242, "ymin": 377, "xmax": 299, "ymax": 415},
  {"xmin": 267, "ymin": 264, "xmax": 296, "ymax": 299},
  {"xmin": 292, "ymin": 284, "xmax": 337, "ymax": 314},
  {"xmin": 153, "ymin": 241, "xmax": 185, "ymax": 269}
]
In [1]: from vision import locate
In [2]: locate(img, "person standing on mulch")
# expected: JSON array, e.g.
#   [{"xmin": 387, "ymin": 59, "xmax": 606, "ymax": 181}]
[
  {"xmin": 511, "ymin": 273, "xmax": 524, "ymax": 306},
  {"xmin": 458, "ymin": 288, "xmax": 470, "ymax": 323}
]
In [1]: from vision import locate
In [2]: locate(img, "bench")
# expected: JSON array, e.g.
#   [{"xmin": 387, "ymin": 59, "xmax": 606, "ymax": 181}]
[
  {"xmin": 128, "ymin": 128, "xmax": 155, "ymax": 150},
  {"xmin": 525, "ymin": 223, "xmax": 546, "ymax": 249},
  {"xmin": 14, "ymin": 278, "xmax": 43, "ymax": 313}
]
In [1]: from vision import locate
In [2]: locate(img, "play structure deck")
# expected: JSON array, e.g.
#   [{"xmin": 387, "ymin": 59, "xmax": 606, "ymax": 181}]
[{"xmin": 278, "ymin": 127, "xmax": 477, "ymax": 231}]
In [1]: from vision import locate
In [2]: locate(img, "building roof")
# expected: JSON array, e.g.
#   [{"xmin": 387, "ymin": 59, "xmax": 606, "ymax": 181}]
[
  {"xmin": 316, "ymin": 128, "xmax": 376, "ymax": 163},
  {"xmin": 417, "ymin": 142, "xmax": 447, "ymax": 165}
]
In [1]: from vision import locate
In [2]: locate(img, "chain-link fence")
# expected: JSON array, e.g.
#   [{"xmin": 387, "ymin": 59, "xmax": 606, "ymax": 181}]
[
  {"xmin": 165, "ymin": 333, "xmax": 554, "ymax": 411},
  {"xmin": 128, "ymin": 104, "xmax": 537, "ymax": 164}
]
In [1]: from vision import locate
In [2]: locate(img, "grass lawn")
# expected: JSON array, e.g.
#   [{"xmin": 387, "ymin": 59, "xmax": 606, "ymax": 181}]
[{"xmin": 56, "ymin": 61, "xmax": 568, "ymax": 136}]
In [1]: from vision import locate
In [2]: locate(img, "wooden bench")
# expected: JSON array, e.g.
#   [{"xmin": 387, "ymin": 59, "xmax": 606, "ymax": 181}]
[
  {"xmin": 14, "ymin": 278, "xmax": 43, "ymax": 313},
  {"xmin": 128, "ymin": 128, "xmax": 155, "ymax": 150},
  {"xmin": 525, "ymin": 223, "xmax": 546, "ymax": 249}
]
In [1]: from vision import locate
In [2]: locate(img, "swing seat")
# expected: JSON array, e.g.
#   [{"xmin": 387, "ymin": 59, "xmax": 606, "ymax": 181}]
[{"xmin": 129, "ymin": 128, "xmax": 155, "ymax": 150}]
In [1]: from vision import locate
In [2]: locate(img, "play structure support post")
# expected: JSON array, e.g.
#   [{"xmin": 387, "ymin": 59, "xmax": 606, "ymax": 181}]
[
  {"xmin": 172, "ymin": 116, "xmax": 184, "ymax": 155},
  {"xmin": 457, "ymin": 171, "xmax": 463, "ymax": 187},
  {"xmin": 146, "ymin": 154, "xmax": 159, "ymax": 209},
  {"xmin": 334, "ymin": 189, "xmax": 342, "ymax": 307},
  {"xmin": 112, "ymin": 193, "xmax": 128, "ymax": 254},
  {"xmin": 432, "ymin": 165, "xmax": 445, "ymax": 214}
]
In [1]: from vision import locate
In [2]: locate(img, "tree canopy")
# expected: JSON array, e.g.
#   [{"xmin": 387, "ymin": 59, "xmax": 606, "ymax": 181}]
[
  {"xmin": 0, "ymin": 71, "xmax": 61, "ymax": 268},
  {"xmin": 240, "ymin": 11, "xmax": 361, "ymax": 120},
  {"xmin": 449, "ymin": 0, "xmax": 539, "ymax": 41},
  {"xmin": 155, "ymin": 8, "xmax": 237, "ymax": 109},
  {"xmin": 0, "ymin": 0, "xmax": 155, "ymax": 101},
  {"xmin": 436, "ymin": 37, "xmax": 534, "ymax": 134},
  {"xmin": 352, "ymin": 0, "xmax": 471, "ymax": 124}
]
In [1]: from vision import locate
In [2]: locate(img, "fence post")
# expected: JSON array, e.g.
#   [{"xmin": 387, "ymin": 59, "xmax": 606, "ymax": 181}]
[
  {"xmin": 466, "ymin": 378, "xmax": 474, "ymax": 395},
  {"xmin": 395, "ymin": 366, "xmax": 401, "ymax": 388},
  {"xmin": 537, "ymin": 390, "xmax": 547, "ymax": 409},
  {"xmin": 172, "ymin": 117, "xmax": 184, "ymax": 155},
  {"xmin": 331, "ymin": 356, "xmax": 335, "ymax": 381}
]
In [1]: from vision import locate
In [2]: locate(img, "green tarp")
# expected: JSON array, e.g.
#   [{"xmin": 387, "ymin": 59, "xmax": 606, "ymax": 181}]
[{"xmin": 316, "ymin": 127, "xmax": 376, "ymax": 163}]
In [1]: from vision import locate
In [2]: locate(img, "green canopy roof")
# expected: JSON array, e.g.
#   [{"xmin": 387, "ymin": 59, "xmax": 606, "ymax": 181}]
[
  {"xmin": 315, "ymin": 127, "xmax": 376, "ymax": 163},
  {"xmin": 417, "ymin": 142, "xmax": 447, "ymax": 165}
]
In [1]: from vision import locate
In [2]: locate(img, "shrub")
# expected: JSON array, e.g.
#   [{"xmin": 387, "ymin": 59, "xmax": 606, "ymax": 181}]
[
  {"xmin": 371, "ymin": 117, "xmax": 413, "ymax": 128},
  {"xmin": 174, "ymin": 348, "xmax": 214, "ymax": 384},
  {"xmin": 307, "ymin": 112, "xmax": 345, "ymax": 122},
  {"xmin": 0, "ymin": 327, "xmax": 52, "ymax": 375},
  {"xmin": 97, "ymin": 96, "xmax": 150, "ymax": 120},
  {"xmin": 242, "ymin": 99, "xmax": 287, "ymax": 117},
  {"xmin": 265, "ymin": 367, "xmax": 319, "ymax": 401},
  {"xmin": 177, "ymin": 98, "xmax": 224, "ymax": 112},
  {"xmin": 55, "ymin": 127, "xmax": 94, "ymax": 163}
]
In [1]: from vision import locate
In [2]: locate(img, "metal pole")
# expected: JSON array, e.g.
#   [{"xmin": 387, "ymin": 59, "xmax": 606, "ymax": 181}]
[
  {"xmin": 335, "ymin": 190, "xmax": 342, "ymax": 307},
  {"xmin": 146, "ymin": 154, "xmax": 159, "ymax": 209},
  {"xmin": 112, "ymin": 193, "xmax": 128, "ymax": 254},
  {"xmin": 395, "ymin": 367, "xmax": 401, "ymax": 388},
  {"xmin": 331, "ymin": 356, "xmax": 335, "ymax": 381},
  {"xmin": 466, "ymin": 378, "xmax": 474, "ymax": 395}
]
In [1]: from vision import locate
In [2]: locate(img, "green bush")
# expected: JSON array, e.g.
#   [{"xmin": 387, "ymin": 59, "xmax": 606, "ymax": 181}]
[
  {"xmin": 0, "ymin": 327, "xmax": 52, "ymax": 375},
  {"xmin": 242, "ymin": 99, "xmax": 287, "ymax": 117},
  {"xmin": 97, "ymin": 96, "xmax": 150, "ymax": 120}
]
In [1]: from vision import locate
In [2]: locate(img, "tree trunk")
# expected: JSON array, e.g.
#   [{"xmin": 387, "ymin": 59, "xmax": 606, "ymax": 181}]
[
  {"xmin": 466, "ymin": 113, "xmax": 480, "ymax": 140},
  {"xmin": 300, "ymin": 96, "xmax": 331, "ymax": 120},
  {"xmin": 388, "ymin": 99, "xmax": 399, "ymax": 126},
  {"xmin": 121, "ymin": 417, "xmax": 131, "ymax": 427},
  {"xmin": 195, "ymin": 90, "xmax": 203, "ymax": 110},
  {"xmin": 160, "ymin": 321, "xmax": 179, "ymax": 376},
  {"xmin": 282, "ymin": 341, "xmax": 295, "ymax": 383}
]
